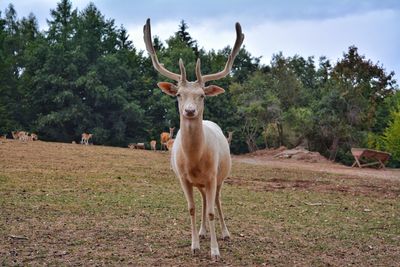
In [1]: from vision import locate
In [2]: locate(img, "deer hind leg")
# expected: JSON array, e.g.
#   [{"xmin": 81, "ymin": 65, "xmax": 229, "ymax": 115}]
[
  {"xmin": 205, "ymin": 179, "xmax": 220, "ymax": 261},
  {"xmin": 198, "ymin": 187, "xmax": 207, "ymax": 239},
  {"xmin": 180, "ymin": 179, "xmax": 200, "ymax": 254},
  {"xmin": 216, "ymin": 184, "xmax": 230, "ymax": 240}
]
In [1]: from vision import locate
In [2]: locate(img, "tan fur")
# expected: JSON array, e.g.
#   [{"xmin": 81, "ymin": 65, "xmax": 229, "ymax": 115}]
[
  {"xmin": 166, "ymin": 139, "xmax": 174, "ymax": 151},
  {"xmin": 160, "ymin": 127, "xmax": 174, "ymax": 151},
  {"xmin": 81, "ymin": 133, "xmax": 93, "ymax": 145},
  {"xmin": 150, "ymin": 140, "xmax": 157, "ymax": 151},
  {"xmin": 160, "ymin": 132, "xmax": 169, "ymax": 150},
  {"xmin": 12, "ymin": 131, "xmax": 29, "ymax": 142},
  {"xmin": 136, "ymin": 143, "xmax": 145, "ymax": 149},
  {"xmin": 30, "ymin": 133, "xmax": 38, "ymax": 141},
  {"xmin": 11, "ymin": 131, "xmax": 19, "ymax": 140},
  {"xmin": 129, "ymin": 143, "xmax": 145, "ymax": 149}
]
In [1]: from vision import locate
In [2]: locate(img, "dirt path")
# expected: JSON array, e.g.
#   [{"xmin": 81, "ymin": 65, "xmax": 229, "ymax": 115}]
[{"xmin": 233, "ymin": 155, "xmax": 400, "ymax": 181}]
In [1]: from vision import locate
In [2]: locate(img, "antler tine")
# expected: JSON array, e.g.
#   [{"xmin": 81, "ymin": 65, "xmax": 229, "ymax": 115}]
[
  {"xmin": 143, "ymin": 18, "xmax": 181, "ymax": 81},
  {"xmin": 195, "ymin": 58, "xmax": 202, "ymax": 84},
  {"xmin": 201, "ymin": 22, "xmax": 245, "ymax": 83},
  {"xmin": 179, "ymin": 58, "xmax": 187, "ymax": 83}
]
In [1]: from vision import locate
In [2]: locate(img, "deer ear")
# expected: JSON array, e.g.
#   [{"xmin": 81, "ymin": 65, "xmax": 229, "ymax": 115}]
[
  {"xmin": 158, "ymin": 82, "xmax": 178, "ymax": 96},
  {"xmin": 204, "ymin": 85, "xmax": 225, "ymax": 96}
]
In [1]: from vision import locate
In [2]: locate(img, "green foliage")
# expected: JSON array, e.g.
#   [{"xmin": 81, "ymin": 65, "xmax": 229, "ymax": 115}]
[
  {"xmin": 358, "ymin": 82, "xmax": 400, "ymax": 166},
  {"xmin": 282, "ymin": 107, "xmax": 313, "ymax": 147},
  {"xmin": 382, "ymin": 112, "xmax": 400, "ymax": 159},
  {"xmin": 366, "ymin": 132, "xmax": 385, "ymax": 151}
]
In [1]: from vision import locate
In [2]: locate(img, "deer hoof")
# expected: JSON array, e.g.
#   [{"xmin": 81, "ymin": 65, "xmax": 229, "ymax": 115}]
[
  {"xmin": 211, "ymin": 253, "xmax": 220, "ymax": 262},
  {"xmin": 192, "ymin": 248, "xmax": 200, "ymax": 255},
  {"xmin": 223, "ymin": 235, "xmax": 231, "ymax": 241}
]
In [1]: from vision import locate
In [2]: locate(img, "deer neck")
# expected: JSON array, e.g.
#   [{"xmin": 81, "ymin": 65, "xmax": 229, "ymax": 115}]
[{"xmin": 179, "ymin": 114, "xmax": 205, "ymax": 161}]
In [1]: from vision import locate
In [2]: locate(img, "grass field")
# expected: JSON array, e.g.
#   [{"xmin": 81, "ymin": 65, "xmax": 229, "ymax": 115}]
[{"xmin": 1, "ymin": 140, "xmax": 399, "ymax": 266}]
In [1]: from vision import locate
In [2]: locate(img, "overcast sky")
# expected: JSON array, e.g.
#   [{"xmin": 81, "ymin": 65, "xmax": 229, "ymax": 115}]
[{"xmin": 1, "ymin": 0, "xmax": 399, "ymax": 79}]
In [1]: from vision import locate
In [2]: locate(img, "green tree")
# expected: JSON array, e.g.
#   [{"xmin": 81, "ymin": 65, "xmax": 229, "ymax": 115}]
[
  {"xmin": 231, "ymin": 71, "xmax": 280, "ymax": 151},
  {"xmin": 332, "ymin": 46, "xmax": 396, "ymax": 130},
  {"xmin": 0, "ymin": 5, "xmax": 22, "ymax": 132},
  {"xmin": 382, "ymin": 110, "xmax": 400, "ymax": 164}
]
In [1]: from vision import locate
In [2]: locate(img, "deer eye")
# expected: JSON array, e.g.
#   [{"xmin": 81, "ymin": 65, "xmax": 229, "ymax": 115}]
[
  {"xmin": 176, "ymin": 93, "xmax": 181, "ymax": 97},
  {"xmin": 200, "ymin": 94, "xmax": 205, "ymax": 99}
]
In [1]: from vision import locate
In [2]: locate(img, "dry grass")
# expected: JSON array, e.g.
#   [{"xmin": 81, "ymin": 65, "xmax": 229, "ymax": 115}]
[{"xmin": 0, "ymin": 140, "xmax": 399, "ymax": 266}]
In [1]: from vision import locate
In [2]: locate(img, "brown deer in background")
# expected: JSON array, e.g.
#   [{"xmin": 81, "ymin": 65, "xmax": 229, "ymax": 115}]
[
  {"xmin": 81, "ymin": 133, "xmax": 93, "ymax": 145},
  {"xmin": 160, "ymin": 127, "xmax": 174, "ymax": 151},
  {"xmin": 166, "ymin": 138, "xmax": 174, "ymax": 151}
]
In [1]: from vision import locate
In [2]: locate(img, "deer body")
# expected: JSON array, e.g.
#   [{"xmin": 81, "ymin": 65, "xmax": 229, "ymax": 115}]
[
  {"xmin": 172, "ymin": 120, "xmax": 230, "ymax": 186},
  {"xmin": 160, "ymin": 127, "xmax": 174, "ymax": 151},
  {"xmin": 150, "ymin": 140, "xmax": 157, "ymax": 151},
  {"xmin": 166, "ymin": 138, "xmax": 174, "ymax": 151},
  {"xmin": 30, "ymin": 133, "xmax": 38, "ymax": 141},
  {"xmin": 81, "ymin": 133, "xmax": 93, "ymax": 145},
  {"xmin": 172, "ymin": 120, "xmax": 231, "ymax": 189},
  {"xmin": 143, "ymin": 18, "xmax": 244, "ymax": 261}
]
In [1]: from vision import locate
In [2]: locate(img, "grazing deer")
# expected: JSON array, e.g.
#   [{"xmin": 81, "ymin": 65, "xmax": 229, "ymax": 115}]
[
  {"xmin": 81, "ymin": 133, "xmax": 93, "ymax": 145},
  {"xmin": 30, "ymin": 133, "xmax": 38, "ymax": 141},
  {"xmin": 226, "ymin": 131, "xmax": 234, "ymax": 146},
  {"xmin": 160, "ymin": 127, "xmax": 175, "ymax": 151},
  {"xmin": 128, "ymin": 143, "xmax": 145, "ymax": 149},
  {"xmin": 144, "ymin": 18, "xmax": 244, "ymax": 260},
  {"xmin": 0, "ymin": 134, "xmax": 6, "ymax": 144},
  {"xmin": 136, "ymin": 143, "xmax": 145, "ymax": 149},
  {"xmin": 150, "ymin": 140, "xmax": 157, "ymax": 151},
  {"xmin": 12, "ymin": 131, "xmax": 29, "ymax": 142},
  {"xmin": 11, "ymin": 131, "xmax": 19, "ymax": 140},
  {"xmin": 166, "ymin": 138, "xmax": 174, "ymax": 151}
]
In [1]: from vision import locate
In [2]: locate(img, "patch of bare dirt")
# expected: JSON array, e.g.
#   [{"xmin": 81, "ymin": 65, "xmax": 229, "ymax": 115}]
[
  {"xmin": 225, "ymin": 176, "xmax": 400, "ymax": 198},
  {"xmin": 234, "ymin": 147, "xmax": 400, "ymax": 181}
]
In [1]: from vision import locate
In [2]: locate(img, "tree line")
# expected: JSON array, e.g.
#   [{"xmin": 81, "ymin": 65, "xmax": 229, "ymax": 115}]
[{"xmin": 1, "ymin": 0, "xmax": 399, "ymax": 166}]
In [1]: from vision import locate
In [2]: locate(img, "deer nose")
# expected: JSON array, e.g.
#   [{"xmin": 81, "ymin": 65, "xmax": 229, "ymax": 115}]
[{"xmin": 185, "ymin": 108, "xmax": 196, "ymax": 116}]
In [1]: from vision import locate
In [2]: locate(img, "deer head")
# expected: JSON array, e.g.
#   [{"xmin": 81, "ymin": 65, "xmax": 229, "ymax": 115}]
[{"xmin": 143, "ymin": 19, "xmax": 244, "ymax": 120}]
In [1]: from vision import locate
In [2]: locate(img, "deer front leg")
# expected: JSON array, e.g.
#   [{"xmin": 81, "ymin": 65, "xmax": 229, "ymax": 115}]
[
  {"xmin": 180, "ymin": 178, "xmax": 200, "ymax": 254},
  {"xmin": 205, "ymin": 179, "xmax": 220, "ymax": 261},
  {"xmin": 198, "ymin": 187, "xmax": 207, "ymax": 239},
  {"xmin": 216, "ymin": 184, "xmax": 230, "ymax": 240}
]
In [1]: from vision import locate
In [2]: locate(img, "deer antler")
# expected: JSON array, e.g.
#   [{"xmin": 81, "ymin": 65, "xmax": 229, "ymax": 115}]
[
  {"xmin": 143, "ymin": 18, "xmax": 186, "ymax": 82},
  {"xmin": 196, "ymin": 22, "xmax": 244, "ymax": 84}
]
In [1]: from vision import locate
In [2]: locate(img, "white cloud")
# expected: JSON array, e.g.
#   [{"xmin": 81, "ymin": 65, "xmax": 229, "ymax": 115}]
[
  {"xmin": 245, "ymin": 9, "xmax": 399, "ymax": 67},
  {"xmin": 129, "ymin": 9, "xmax": 400, "ymax": 76}
]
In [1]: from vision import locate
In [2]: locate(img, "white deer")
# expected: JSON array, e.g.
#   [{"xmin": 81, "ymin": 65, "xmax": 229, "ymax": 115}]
[{"xmin": 144, "ymin": 19, "xmax": 244, "ymax": 261}]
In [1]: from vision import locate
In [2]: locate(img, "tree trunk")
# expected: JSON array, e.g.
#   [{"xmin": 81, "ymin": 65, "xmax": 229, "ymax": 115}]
[
  {"xmin": 329, "ymin": 136, "xmax": 339, "ymax": 161},
  {"xmin": 246, "ymin": 135, "xmax": 258, "ymax": 152},
  {"xmin": 277, "ymin": 122, "xmax": 283, "ymax": 147}
]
